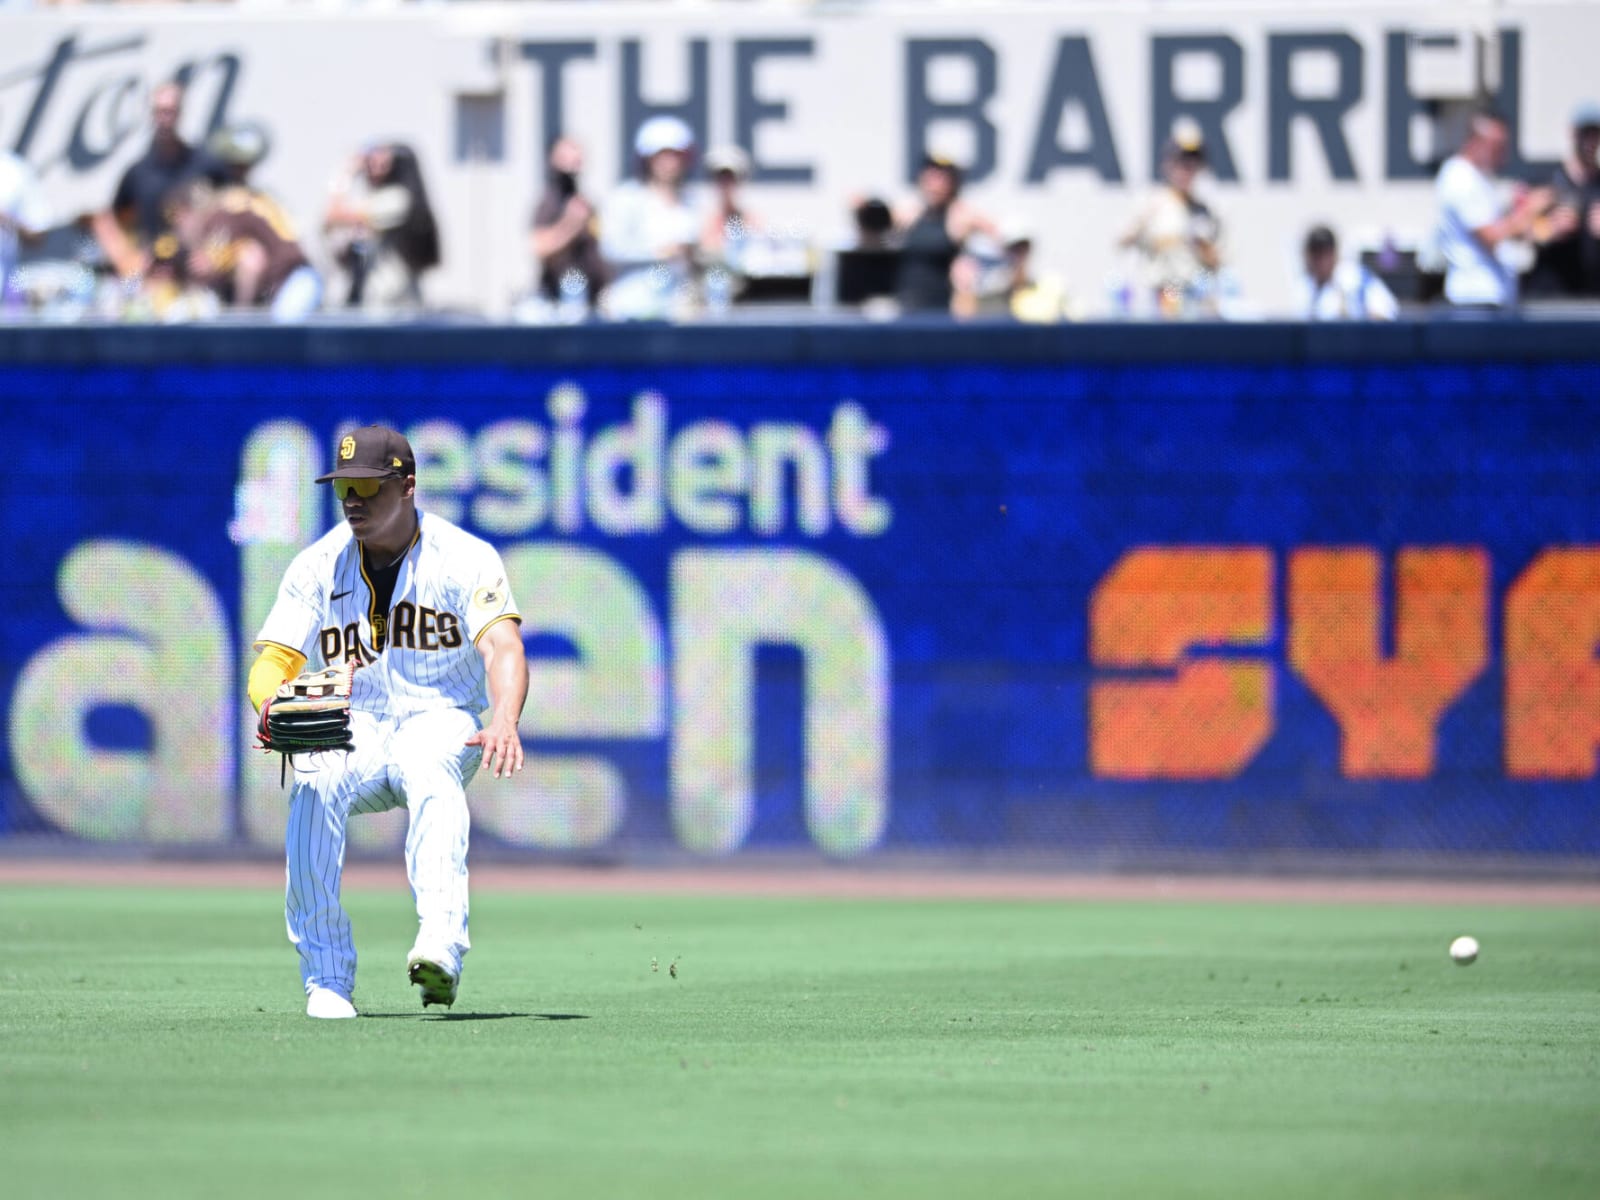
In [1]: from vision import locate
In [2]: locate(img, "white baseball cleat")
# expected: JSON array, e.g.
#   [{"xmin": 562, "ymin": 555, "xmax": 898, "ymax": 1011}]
[
  {"xmin": 407, "ymin": 952, "xmax": 459, "ymax": 1009},
  {"xmin": 306, "ymin": 987, "xmax": 358, "ymax": 1019}
]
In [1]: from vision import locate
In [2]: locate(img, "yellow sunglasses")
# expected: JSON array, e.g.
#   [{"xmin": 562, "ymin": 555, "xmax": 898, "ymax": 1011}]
[{"xmin": 332, "ymin": 477, "xmax": 388, "ymax": 500}]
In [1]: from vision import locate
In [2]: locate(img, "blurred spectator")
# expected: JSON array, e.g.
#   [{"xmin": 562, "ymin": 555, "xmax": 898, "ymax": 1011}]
[
  {"xmin": 812, "ymin": 195, "xmax": 897, "ymax": 311},
  {"xmin": 893, "ymin": 152, "xmax": 997, "ymax": 316},
  {"xmin": 1434, "ymin": 109, "xmax": 1557, "ymax": 309},
  {"xmin": 997, "ymin": 225, "xmax": 1070, "ymax": 323},
  {"xmin": 200, "ymin": 122, "xmax": 301, "ymax": 254},
  {"xmin": 700, "ymin": 145, "xmax": 813, "ymax": 310},
  {"xmin": 529, "ymin": 136, "xmax": 607, "ymax": 311},
  {"xmin": 323, "ymin": 142, "xmax": 440, "ymax": 312},
  {"xmin": 852, "ymin": 197, "xmax": 894, "ymax": 251},
  {"xmin": 93, "ymin": 82, "xmax": 199, "ymax": 281},
  {"xmin": 1527, "ymin": 102, "xmax": 1600, "ymax": 297},
  {"xmin": 1294, "ymin": 225, "xmax": 1398, "ymax": 320},
  {"xmin": 0, "ymin": 150, "xmax": 51, "ymax": 309},
  {"xmin": 600, "ymin": 115, "xmax": 700, "ymax": 320},
  {"xmin": 1117, "ymin": 122, "xmax": 1228, "ymax": 316},
  {"xmin": 169, "ymin": 178, "xmax": 322, "ymax": 322},
  {"xmin": 699, "ymin": 144, "xmax": 761, "ymax": 267},
  {"xmin": 201, "ymin": 122, "xmax": 272, "ymax": 190}
]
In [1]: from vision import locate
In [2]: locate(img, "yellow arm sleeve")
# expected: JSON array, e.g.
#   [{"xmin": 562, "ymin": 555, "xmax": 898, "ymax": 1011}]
[{"xmin": 248, "ymin": 643, "xmax": 308, "ymax": 712}]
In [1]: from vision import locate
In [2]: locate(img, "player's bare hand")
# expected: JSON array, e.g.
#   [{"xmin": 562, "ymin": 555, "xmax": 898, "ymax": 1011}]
[{"xmin": 467, "ymin": 721, "xmax": 524, "ymax": 779}]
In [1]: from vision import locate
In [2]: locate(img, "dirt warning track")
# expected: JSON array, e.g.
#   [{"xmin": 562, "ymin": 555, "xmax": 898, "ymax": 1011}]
[{"xmin": 2, "ymin": 859, "xmax": 1597, "ymax": 905}]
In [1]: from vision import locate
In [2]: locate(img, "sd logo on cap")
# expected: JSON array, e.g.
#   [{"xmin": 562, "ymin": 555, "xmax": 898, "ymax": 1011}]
[{"xmin": 317, "ymin": 426, "xmax": 416, "ymax": 481}]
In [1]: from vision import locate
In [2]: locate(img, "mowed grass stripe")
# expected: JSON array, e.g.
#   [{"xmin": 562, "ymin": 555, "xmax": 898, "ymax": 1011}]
[{"xmin": 0, "ymin": 886, "xmax": 1595, "ymax": 1200}]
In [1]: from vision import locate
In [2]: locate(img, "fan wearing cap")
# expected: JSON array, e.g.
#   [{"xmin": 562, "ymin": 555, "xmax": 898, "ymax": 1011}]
[
  {"xmin": 998, "ymin": 224, "xmax": 1072, "ymax": 323},
  {"xmin": 246, "ymin": 425, "xmax": 528, "ymax": 1019},
  {"xmin": 200, "ymin": 121, "xmax": 272, "ymax": 191},
  {"xmin": 699, "ymin": 144, "xmax": 763, "ymax": 270},
  {"xmin": 892, "ymin": 152, "xmax": 999, "ymax": 315},
  {"xmin": 1294, "ymin": 224, "xmax": 1398, "ymax": 321},
  {"xmin": 1117, "ymin": 121, "xmax": 1227, "ymax": 315},
  {"xmin": 1528, "ymin": 101, "xmax": 1600, "ymax": 297},
  {"xmin": 599, "ymin": 115, "xmax": 702, "ymax": 319},
  {"xmin": 194, "ymin": 121, "xmax": 304, "ymax": 288}
]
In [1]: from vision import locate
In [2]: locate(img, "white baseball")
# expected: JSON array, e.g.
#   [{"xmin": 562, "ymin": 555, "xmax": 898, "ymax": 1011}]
[{"xmin": 1449, "ymin": 935, "xmax": 1479, "ymax": 965}]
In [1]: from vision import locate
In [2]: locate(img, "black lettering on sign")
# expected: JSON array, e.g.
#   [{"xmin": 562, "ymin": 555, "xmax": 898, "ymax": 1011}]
[
  {"xmin": 904, "ymin": 39, "xmax": 998, "ymax": 184},
  {"xmin": 170, "ymin": 53, "xmax": 242, "ymax": 142},
  {"xmin": 7, "ymin": 35, "xmax": 245, "ymax": 174},
  {"xmin": 1489, "ymin": 30, "xmax": 1557, "ymax": 183},
  {"xmin": 1374, "ymin": 29, "xmax": 1550, "ymax": 182},
  {"xmin": 65, "ymin": 75, "xmax": 142, "ymax": 172},
  {"xmin": 1151, "ymin": 35, "xmax": 1244, "ymax": 182},
  {"xmin": 10, "ymin": 35, "xmax": 142, "ymax": 161},
  {"xmin": 1025, "ymin": 37, "xmax": 1123, "ymax": 184},
  {"xmin": 1268, "ymin": 34, "xmax": 1362, "ymax": 182},
  {"xmin": 734, "ymin": 39, "xmax": 815, "ymax": 184},
  {"xmin": 1383, "ymin": 29, "xmax": 1434, "ymax": 181},
  {"xmin": 516, "ymin": 41, "xmax": 597, "ymax": 169},
  {"xmin": 620, "ymin": 38, "xmax": 709, "ymax": 183}
]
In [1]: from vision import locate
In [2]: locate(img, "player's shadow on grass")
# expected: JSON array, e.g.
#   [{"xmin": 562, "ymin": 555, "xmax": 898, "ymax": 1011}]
[{"xmin": 362, "ymin": 1012, "xmax": 589, "ymax": 1022}]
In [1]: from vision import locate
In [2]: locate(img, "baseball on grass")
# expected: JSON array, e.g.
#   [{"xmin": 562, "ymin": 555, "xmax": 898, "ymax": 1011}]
[{"xmin": 1449, "ymin": 935, "xmax": 1480, "ymax": 965}]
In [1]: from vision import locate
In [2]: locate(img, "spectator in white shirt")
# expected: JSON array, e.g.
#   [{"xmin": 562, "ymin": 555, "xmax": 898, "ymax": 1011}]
[
  {"xmin": 1117, "ymin": 122, "xmax": 1227, "ymax": 317},
  {"xmin": 1434, "ymin": 110, "xmax": 1557, "ymax": 308},
  {"xmin": 0, "ymin": 150, "xmax": 52, "ymax": 308},
  {"xmin": 599, "ymin": 115, "xmax": 701, "ymax": 320},
  {"xmin": 1294, "ymin": 225, "xmax": 1397, "ymax": 321}
]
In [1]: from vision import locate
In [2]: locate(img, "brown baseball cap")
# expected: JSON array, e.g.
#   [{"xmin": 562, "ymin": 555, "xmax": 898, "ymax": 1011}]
[{"xmin": 315, "ymin": 425, "xmax": 416, "ymax": 481}]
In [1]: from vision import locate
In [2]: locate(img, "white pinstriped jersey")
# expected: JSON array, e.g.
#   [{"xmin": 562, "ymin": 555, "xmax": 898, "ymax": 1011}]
[{"xmin": 255, "ymin": 511, "xmax": 520, "ymax": 723}]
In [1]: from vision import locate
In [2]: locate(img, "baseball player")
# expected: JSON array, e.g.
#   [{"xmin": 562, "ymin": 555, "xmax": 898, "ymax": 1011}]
[{"xmin": 247, "ymin": 425, "xmax": 528, "ymax": 1019}]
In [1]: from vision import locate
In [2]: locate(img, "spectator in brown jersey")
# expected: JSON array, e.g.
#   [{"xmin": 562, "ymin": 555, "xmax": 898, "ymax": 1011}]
[
  {"xmin": 202, "ymin": 122, "xmax": 303, "ymax": 272},
  {"xmin": 168, "ymin": 178, "xmax": 323, "ymax": 321}
]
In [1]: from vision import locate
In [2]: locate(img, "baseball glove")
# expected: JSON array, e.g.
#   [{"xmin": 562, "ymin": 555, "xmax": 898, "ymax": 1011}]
[{"xmin": 257, "ymin": 661, "xmax": 359, "ymax": 758}]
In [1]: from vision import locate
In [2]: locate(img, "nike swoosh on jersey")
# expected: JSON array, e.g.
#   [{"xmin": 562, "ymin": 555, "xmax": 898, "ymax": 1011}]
[{"xmin": 331, "ymin": 589, "xmax": 352, "ymax": 600}]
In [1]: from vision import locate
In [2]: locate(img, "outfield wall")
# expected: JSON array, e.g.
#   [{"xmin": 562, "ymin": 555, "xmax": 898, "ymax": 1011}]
[{"xmin": 1, "ymin": 321, "xmax": 1597, "ymax": 866}]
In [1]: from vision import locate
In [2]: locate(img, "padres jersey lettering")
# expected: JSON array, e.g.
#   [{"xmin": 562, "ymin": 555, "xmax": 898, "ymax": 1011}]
[{"xmin": 256, "ymin": 511, "xmax": 519, "ymax": 722}]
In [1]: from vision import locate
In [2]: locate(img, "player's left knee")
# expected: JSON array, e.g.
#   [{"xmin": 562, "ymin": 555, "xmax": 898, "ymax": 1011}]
[{"xmin": 393, "ymin": 758, "xmax": 466, "ymax": 803}]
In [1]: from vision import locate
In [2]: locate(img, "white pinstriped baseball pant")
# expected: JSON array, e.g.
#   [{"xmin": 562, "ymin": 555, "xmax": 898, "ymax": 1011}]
[{"xmin": 284, "ymin": 706, "xmax": 481, "ymax": 999}]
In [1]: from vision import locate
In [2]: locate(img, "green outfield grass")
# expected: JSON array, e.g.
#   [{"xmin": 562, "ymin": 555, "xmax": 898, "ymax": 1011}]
[{"xmin": 1, "ymin": 884, "xmax": 1596, "ymax": 1199}]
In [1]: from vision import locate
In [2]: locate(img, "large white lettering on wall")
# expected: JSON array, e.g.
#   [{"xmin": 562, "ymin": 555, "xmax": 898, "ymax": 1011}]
[{"xmin": 8, "ymin": 541, "xmax": 233, "ymax": 842}]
